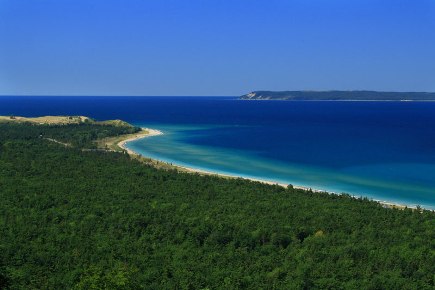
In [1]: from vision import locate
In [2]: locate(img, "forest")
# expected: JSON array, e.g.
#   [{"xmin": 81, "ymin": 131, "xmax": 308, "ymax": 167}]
[{"xmin": 0, "ymin": 122, "xmax": 434, "ymax": 289}]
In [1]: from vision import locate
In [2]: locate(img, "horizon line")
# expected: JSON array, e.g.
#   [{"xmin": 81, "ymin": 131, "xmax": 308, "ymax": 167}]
[{"xmin": 2, "ymin": 89, "xmax": 435, "ymax": 97}]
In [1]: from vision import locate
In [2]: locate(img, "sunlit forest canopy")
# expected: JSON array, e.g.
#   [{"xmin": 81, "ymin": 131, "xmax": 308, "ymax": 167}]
[{"xmin": 0, "ymin": 122, "xmax": 434, "ymax": 289}]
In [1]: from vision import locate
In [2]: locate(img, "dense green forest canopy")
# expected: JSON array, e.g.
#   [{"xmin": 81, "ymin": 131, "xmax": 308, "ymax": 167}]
[
  {"xmin": 0, "ymin": 122, "xmax": 434, "ymax": 289},
  {"xmin": 0, "ymin": 122, "xmax": 140, "ymax": 148},
  {"xmin": 240, "ymin": 90, "xmax": 435, "ymax": 101}
]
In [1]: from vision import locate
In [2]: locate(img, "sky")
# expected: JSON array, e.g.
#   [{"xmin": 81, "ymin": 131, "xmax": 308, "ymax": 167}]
[{"xmin": 0, "ymin": 0, "xmax": 434, "ymax": 96}]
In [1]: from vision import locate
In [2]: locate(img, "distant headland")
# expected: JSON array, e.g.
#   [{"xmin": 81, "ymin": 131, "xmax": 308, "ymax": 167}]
[{"xmin": 240, "ymin": 90, "xmax": 435, "ymax": 101}]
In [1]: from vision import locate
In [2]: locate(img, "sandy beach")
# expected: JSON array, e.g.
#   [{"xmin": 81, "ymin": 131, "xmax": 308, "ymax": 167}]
[
  {"xmin": 117, "ymin": 128, "xmax": 414, "ymax": 210},
  {"xmin": 117, "ymin": 128, "xmax": 294, "ymax": 186},
  {"xmin": 117, "ymin": 128, "xmax": 164, "ymax": 155}
]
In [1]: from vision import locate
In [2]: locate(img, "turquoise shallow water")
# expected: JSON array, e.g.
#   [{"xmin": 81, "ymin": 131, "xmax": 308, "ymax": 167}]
[
  {"xmin": 1, "ymin": 96, "xmax": 435, "ymax": 209},
  {"xmin": 127, "ymin": 124, "xmax": 435, "ymax": 209}
]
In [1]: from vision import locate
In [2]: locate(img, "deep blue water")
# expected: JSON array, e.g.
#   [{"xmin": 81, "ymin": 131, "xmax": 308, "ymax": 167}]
[{"xmin": 1, "ymin": 96, "xmax": 435, "ymax": 209}]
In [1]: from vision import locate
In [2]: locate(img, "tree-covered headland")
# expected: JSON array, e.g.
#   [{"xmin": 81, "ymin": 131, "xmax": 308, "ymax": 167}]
[{"xmin": 0, "ymin": 120, "xmax": 434, "ymax": 289}]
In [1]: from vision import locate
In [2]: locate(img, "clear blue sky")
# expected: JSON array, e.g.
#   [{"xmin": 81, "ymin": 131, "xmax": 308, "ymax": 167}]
[{"xmin": 1, "ymin": 0, "xmax": 434, "ymax": 96}]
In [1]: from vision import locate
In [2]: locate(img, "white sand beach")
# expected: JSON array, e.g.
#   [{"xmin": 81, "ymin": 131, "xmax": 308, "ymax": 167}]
[
  {"xmin": 117, "ymin": 128, "xmax": 413, "ymax": 210},
  {"xmin": 117, "ymin": 128, "xmax": 164, "ymax": 155}
]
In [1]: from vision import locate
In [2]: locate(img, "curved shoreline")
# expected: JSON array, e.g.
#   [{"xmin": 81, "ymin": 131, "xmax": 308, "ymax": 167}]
[
  {"xmin": 118, "ymin": 128, "xmax": 425, "ymax": 210},
  {"xmin": 117, "ymin": 128, "xmax": 163, "ymax": 155}
]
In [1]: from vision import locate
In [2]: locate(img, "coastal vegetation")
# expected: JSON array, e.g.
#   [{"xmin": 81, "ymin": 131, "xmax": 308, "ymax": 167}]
[
  {"xmin": 240, "ymin": 90, "xmax": 435, "ymax": 101},
  {"xmin": 0, "ymin": 120, "xmax": 140, "ymax": 148},
  {"xmin": 0, "ymin": 121, "xmax": 434, "ymax": 289}
]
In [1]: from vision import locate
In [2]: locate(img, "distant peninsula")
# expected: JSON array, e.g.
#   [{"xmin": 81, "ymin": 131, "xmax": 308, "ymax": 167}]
[{"xmin": 240, "ymin": 90, "xmax": 435, "ymax": 101}]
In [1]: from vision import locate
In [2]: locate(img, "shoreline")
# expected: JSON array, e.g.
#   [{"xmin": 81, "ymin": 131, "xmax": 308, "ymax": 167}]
[
  {"xmin": 117, "ymin": 128, "xmax": 164, "ymax": 155},
  {"xmin": 118, "ymin": 128, "xmax": 425, "ymax": 211}
]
